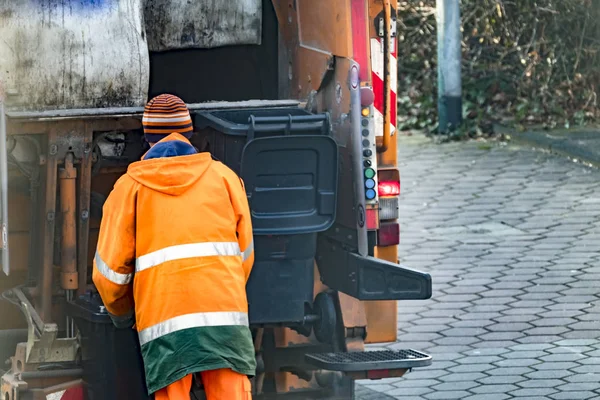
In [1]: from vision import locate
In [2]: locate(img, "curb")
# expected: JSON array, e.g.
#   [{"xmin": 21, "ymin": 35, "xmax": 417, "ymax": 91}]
[{"xmin": 505, "ymin": 129, "xmax": 600, "ymax": 168}]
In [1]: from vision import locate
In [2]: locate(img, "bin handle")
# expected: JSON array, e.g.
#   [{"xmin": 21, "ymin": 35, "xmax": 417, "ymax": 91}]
[{"xmin": 247, "ymin": 114, "xmax": 329, "ymax": 141}]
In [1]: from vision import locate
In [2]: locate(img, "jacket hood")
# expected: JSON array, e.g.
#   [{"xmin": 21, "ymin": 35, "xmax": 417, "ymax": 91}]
[{"xmin": 126, "ymin": 133, "xmax": 212, "ymax": 196}]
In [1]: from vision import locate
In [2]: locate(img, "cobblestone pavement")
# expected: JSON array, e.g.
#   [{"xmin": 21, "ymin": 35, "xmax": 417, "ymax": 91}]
[{"xmin": 357, "ymin": 134, "xmax": 600, "ymax": 399}]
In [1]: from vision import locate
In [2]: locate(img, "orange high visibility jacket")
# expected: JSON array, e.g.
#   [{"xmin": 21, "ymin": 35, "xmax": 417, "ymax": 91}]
[{"xmin": 92, "ymin": 133, "xmax": 256, "ymax": 394}]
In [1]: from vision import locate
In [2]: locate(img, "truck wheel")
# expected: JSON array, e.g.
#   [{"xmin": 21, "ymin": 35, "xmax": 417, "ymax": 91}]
[{"xmin": 313, "ymin": 292, "xmax": 336, "ymax": 344}]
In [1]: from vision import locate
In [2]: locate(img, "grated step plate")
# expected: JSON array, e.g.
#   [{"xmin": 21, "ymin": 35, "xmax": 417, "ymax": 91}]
[{"xmin": 305, "ymin": 349, "xmax": 432, "ymax": 372}]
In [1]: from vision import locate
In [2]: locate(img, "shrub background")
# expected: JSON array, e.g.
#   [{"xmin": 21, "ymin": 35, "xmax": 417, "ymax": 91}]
[{"xmin": 398, "ymin": 0, "xmax": 600, "ymax": 135}]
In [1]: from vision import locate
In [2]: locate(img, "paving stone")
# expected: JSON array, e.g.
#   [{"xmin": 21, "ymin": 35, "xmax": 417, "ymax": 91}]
[
  {"xmin": 524, "ymin": 326, "xmax": 571, "ymax": 335},
  {"xmin": 510, "ymin": 388, "xmax": 559, "ymax": 397},
  {"xmin": 486, "ymin": 367, "xmax": 535, "ymax": 376},
  {"xmin": 404, "ymin": 324, "xmax": 452, "ymax": 333},
  {"xmin": 494, "ymin": 358, "xmax": 542, "ymax": 368},
  {"xmin": 465, "ymin": 348, "xmax": 511, "ymax": 356},
  {"xmin": 455, "ymin": 355, "xmax": 503, "ymax": 364},
  {"xmin": 564, "ymin": 373, "xmax": 600, "ymax": 383},
  {"xmin": 440, "ymin": 328, "xmax": 487, "ymax": 337},
  {"xmin": 550, "ymin": 391, "xmax": 600, "ymax": 400},
  {"xmin": 570, "ymin": 321, "xmax": 600, "ymax": 330},
  {"xmin": 516, "ymin": 335, "xmax": 564, "ymax": 344},
  {"xmin": 438, "ymin": 372, "xmax": 487, "ymax": 382},
  {"xmin": 502, "ymin": 350, "xmax": 548, "ymax": 359},
  {"xmin": 462, "ymin": 395, "xmax": 511, "ymax": 400},
  {"xmin": 432, "ymin": 381, "xmax": 479, "ymax": 391},
  {"xmin": 548, "ymin": 346, "xmax": 593, "ymax": 354},
  {"xmin": 561, "ymin": 330, "xmax": 597, "ymax": 339},
  {"xmin": 471, "ymin": 340, "xmax": 519, "ymax": 349},
  {"xmin": 424, "ymin": 390, "xmax": 473, "ymax": 399},
  {"xmin": 495, "ymin": 315, "xmax": 540, "ymax": 323},
  {"xmin": 572, "ymin": 364, "xmax": 600, "ymax": 374},
  {"xmin": 434, "ymin": 331, "xmax": 481, "ymax": 345},
  {"xmin": 478, "ymin": 375, "xmax": 527, "ymax": 385},
  {"xmin": 478, "ymin": 331, "xmax": 525, "ymax": 341},
  {"xmin": 457, "ymin": 312, "xmax": 504, "ymax": 320},
  {"xmin": 531, "ymin": 318, "xmax": 577, "ymax": 327},
  {"xmin": 517, "ymin": 379, "xmax": 567, "ymax": 388},
  {"xmin": 450, "ymin": 319, "xmax": 495, "ymax": 328},
  {"xmin": 556, "ymin": 382, "xmax": 600, "ymax": 391},
  {"xmin": 426, "ymin": 345, "xmax": 474, "ymax": 354},
  {"xmin": 448, "ymin": 363, "xmax": 495, "ymax": 373},
  {"xmin": 525, "ymin": 369, "xmax": 573, "ymax": 379},
  {"xmin": 510, "ymin": 343, "xmax": 555, "ymax": 351},
  {"xmin": 554, "ymin": 295, "xmax": 598, "ymax": 304},
  {"xmin": 540, "ymin": 353, "xmax": 585, "ymax": 362},
  {"xmin": 397, "ymin": 369, "xmax": 450, "ymax": 380},
  {"xmin": 501, "ymin": 307, "xmax": 547, "ymax": 315},
  {"xmin": 489, "ymin": 281, "xmax": 534, "ymax": 289},
  {"xmin": 396, "ymin": 333, "xmax": 442, "ymax": 342},
  {"xmin": 556, "ymin": 339, "xmax": 598, "ymax": 347},
  {"xmin": 487, "ymin": 323, "xmax": 533, "ymax": 332},
  {"xmin": 518, "ymin": 292, "xmax": 562, "ymax": 300},
  {"xmin": 470, "ymin": 384, "xmax": 520, "ymax": 394},
  {"xmin": 533, "ymin": 361, "xmax": 580, "ymax": 370}
]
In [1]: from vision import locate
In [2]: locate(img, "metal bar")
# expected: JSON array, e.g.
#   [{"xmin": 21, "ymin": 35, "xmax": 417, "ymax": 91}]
[
  {"xmin": 27, "ymin": 164, "xmax": 42, "ymax": 286},
  {"xmin": 59, "ymin": 152, "xmax": 78, "ymax": 337},
  {"xmin": 39, "ymin": 129, "xmax": 58, "ymax": 322},
  {"xmin": 436, "ymin": 0, "xmax": 462, "ymax": 133},
  {"xmin": 6, "ymin": 100, "xmax": 301, "ymax": 121},
  {"xmin": 377, "ymin": 0, "xmax": 392, "ymax": 153},
  {"xmin": 19, "ymin": 369, "xmax": 83, "ymax": 380},
  {"xmin": 12, "ymin": 288, "xmax": 44, "ymax": 336},
  {"xmin": 59, "ymin": 153, "xmax": 78, "ymax": 291},
  {"xmin": 0, "ymin": 101, "xmax": 10, "ymax": 275},
  {"xmin": 349, "ymin": 62, "xmax": 369, "ymax": 257},
  {"xmin": 27, "ymin": 379, "xmax": 84, "ymax": 395},
  {"xmin": 77, "ymin": 126, "xmax": 93, "ymax": 296}
]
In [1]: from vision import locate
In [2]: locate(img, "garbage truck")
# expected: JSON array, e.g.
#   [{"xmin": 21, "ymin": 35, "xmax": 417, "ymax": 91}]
[{"xmin": 0, "ymin": 0, "xmax": 433, "ymax": 398}]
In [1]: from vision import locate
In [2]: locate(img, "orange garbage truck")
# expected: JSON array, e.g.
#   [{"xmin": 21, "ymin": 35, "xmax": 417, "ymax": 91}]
[{"xmin": 0, "ymin": 0, "xmax": 432, "ymax": 398}]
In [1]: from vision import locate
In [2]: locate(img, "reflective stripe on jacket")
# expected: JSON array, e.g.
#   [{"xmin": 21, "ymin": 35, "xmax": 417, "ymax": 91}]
[{"xmin": 92, "ymin": 133, "xmax": 256, "ymax": 394}]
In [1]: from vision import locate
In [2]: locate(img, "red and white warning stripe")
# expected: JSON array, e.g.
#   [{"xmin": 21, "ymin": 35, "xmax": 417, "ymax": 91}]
[{"xmin": 371, "ymin": 38, "xmax": 397, "ymax": 137}]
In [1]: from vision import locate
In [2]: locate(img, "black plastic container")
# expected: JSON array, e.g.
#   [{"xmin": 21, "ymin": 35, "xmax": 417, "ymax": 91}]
[
  {"xmin": 193, "ymin": 107, "xmax": 330, "ymax": 174},
  {"xmin": 66, "ymin": 293, "xmax": 151, "ymax": 400},
  {"xmin": 193, "ymin": 107, "xmax": 338, "ymax": 327},
  {"xmin": 247, "ymin": 234, "xmax": 316, "ymax": 325}
]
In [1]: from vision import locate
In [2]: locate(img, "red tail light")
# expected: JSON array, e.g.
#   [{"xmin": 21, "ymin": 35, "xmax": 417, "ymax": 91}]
[
  {"xmin": 366, "ymin": 208, "xmax": 379, "ymax": 230},
  {"xmin": 378, "ymin": 180, "xmax": 400, "ymax": 197},
  {"xmin": 377, "ymin": 222, "xmax": 400, "ymax": 246}
]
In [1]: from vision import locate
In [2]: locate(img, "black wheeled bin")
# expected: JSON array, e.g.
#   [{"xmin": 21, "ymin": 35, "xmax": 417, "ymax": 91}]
[
  {"xmin": 193, "ymin": 107, "xmax": 339, "ymax": 327},
  {"xmin": 193, "ymin": 107, "xmax": 330, "ymax": 174},
  {"xmin": 66, "ymin": 292, "xmax": 151, "ymax": 400}
]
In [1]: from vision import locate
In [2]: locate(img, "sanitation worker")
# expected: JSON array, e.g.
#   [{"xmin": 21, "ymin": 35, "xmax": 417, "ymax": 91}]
[{"xmin": 92, "ymin": 94, "xmax": 256, "ymax": 400}]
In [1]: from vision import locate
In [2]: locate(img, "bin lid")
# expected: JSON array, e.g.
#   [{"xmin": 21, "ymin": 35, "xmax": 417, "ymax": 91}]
[
  {"xmin": 65, "ymin": 292, "xmax": 112, "ymax": 324},
  {"xmin": 241, "ymin": 135, "xmax": 338, "ymax": 235}
]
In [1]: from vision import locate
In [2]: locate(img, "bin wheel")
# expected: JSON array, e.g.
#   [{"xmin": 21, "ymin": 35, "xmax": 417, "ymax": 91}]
[{"xmin": 313, "ymin": 292, "xmax": 337, "ymax": 344}]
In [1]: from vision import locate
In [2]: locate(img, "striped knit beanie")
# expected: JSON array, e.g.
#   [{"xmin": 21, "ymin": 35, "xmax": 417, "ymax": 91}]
[{"xmin": 142, "ymin": 94, "xmax": 193, "ymax": 143}]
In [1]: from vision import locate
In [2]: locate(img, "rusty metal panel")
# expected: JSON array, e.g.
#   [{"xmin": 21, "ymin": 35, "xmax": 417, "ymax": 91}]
[
  {"xmin": 0, "ymin": 0, "xmax": 149, "ymax": 111},
  {"xmin": 145, "ymin": 0, "xmax": 262, "ymax": 51},
  {"xmin": 297, "ymin": 0, "xmax": 353, "ymax": 57}
]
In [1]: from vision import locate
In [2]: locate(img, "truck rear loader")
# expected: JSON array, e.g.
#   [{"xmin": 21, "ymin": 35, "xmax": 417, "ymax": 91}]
[{"xmin": 0, "ymin": 0, "xmax": 433, "ymax": 398}]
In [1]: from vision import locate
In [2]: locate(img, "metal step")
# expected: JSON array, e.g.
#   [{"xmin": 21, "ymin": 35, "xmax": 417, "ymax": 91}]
[{"xmin": 305, "ymin": 349, "xmax": 432, "ymax": 372}]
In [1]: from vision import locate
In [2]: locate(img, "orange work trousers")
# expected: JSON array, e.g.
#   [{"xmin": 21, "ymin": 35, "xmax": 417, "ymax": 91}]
[{"xmin": 154, "ymin": 369, "xmax": 252, "ymax": 400}]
